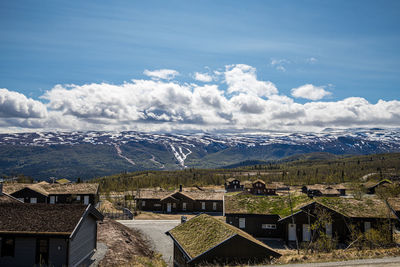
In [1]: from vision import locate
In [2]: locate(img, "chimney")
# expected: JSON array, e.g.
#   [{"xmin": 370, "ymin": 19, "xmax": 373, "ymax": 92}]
[{"xmin": 179, "ymin": 184, "xmax": 182, "ymax": 192}]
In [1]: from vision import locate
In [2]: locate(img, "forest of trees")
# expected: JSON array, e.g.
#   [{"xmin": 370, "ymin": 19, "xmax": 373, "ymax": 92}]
[{"xmin": 91, "ymin": 152, "xmax": 400, "ymax": 193}]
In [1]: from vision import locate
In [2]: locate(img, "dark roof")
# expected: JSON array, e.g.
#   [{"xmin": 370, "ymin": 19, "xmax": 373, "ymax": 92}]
[
  {"xmin": 0, "ymin": 203, "xmax": 103, "ymax": 236},
  {"xmin": 167, "ymin": 214, "xmax": 281, "ymax": 261},
  {"xmin": 0, "ymin": 193, "xmax": 23, "ymax": 203}
]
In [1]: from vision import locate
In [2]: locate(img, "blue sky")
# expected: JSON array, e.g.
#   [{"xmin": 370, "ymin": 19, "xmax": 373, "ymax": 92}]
[{"xmin": 0, "ymin": 0, "xmax": 399, "ymax": 132}]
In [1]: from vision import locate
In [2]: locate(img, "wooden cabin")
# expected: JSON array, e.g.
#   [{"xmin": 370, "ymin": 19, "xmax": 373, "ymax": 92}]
[
  {"xmin": 302, "ymin": 184, "xmax": 346, "ymax": 197},
  {"xmin": 243, "ymin": 179, "xmax": 277, "ymax": 195},
  {"xmin": 363, "ymin": 179, "xmax": 392, "ymax": 194},
  {"xmin": 224, "ymin": 193, "xmax": 284, "ymax": 238},
  {"xmin": 224, "ymin": 178, "xmax": 243, "ymax": 192},
  {"xmin": 166, "ymin": 214, "xmax": 281, "ymax": 267},
  {"xmin": 279, "ymin": 197, "xmax": 400, "ymax": 245},
  {"xmin": 3, "ymin": 183, "xmax": 100, "ymax": 205},
  {"xmin": 0, "ymin": 203, "xmax": 103, "ymax": 267},
  {"xmin": 136, "ymin": 188, "xmax": 223, "ymax": 213}
]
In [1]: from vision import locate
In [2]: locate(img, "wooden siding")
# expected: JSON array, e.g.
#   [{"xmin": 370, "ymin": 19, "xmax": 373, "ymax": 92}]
[
  {"xmin": 11, "ymin": 188, "xmax": 47, "ymax": 203},
  {"xmin": 0, "ymin": 237, "xmax": 36, "ymax": 267},
  {"xmin": 226, "ymin": 214, "xmax": 282, "ymax": 238},
  {"xmin": 69, "ymin": 215, "xmax": 97, "ymax": 266},
  {"xmin": 138, "ymin": 198, "xmax": 223, "ymax": 213}
]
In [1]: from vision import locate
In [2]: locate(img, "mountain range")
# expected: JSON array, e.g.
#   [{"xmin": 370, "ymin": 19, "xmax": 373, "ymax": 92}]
[{"xmin": 1, "ymin": 128, "xmax": 400, "ymax": 180}]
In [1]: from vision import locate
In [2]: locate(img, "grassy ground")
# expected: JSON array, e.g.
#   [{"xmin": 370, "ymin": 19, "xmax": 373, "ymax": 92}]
[
  {"xmin": 97, "ymin": 219, "xmax": 166, "ymax": 267},
  {"xmin": 273, "ymin": 247, "xmax": 400, "ymax": 265}
]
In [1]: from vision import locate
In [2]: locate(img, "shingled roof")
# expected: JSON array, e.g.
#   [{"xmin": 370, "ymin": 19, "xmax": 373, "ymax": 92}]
[
  {"xmin": 0, "ymin": 203, "xmax": 102, "ymax": 236},
  {"xmin": 167, "ymin": 214, "xmax": 281, "ymax": 260}
]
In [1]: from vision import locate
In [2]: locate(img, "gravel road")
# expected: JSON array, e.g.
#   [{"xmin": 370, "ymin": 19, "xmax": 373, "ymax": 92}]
[
  {"xmin": 270, "ymin": 256, "xmax": 400, "ymax": 267},
  {"xmin": 118, "ymin": 220, "xmax": 180, "ymax": 266}
]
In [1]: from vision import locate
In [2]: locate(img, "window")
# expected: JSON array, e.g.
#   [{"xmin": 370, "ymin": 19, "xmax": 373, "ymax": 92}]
[
  {"xmin": 364, "ymin": 221, "xmax": 371, "ymax": 232},
  {"xmin": 30, "ymin": 197, "xmax": 37, "ymax": 203},
  {"xmin": 76, "ymin": 195, "xmax": 81, "ymax": 201},
  {"xmin": 262, "ymin": 224, "xmax": 277, "ymax": 229},
  {"xmin": 182, "ymin": 202, "xmax": 187, "ymax": 211},
  {"xmin": 201, "ymin": 202, "xmax": 205, "ymax": 210},
  {"xmin": 1, "ymin": 237, "xmax": 15, "ymax": 257},
  {"xmin": 213, "ymin": 202, "xmax": 217, "ymax": 211},
  {"xmin": 142, "ymin": 201, "xmax": 146, "ymax": 207},
  {"xmin": 154, "ymin": 204, "xmax": 161, "ymax": 207},
  {"xmin": 239, "ymin": 218, "xmax": 246, "ymax": 229},
  {"xmin": 325, "ymin": 223, "xmax": 332, "ymax": 237},
  {"xmin": 49, "ymin": 196, "xmax": 55, "ymax": 204},
  {"xmin": 84, "ymin": 195, "xmax": 89, "ymax": 205}
]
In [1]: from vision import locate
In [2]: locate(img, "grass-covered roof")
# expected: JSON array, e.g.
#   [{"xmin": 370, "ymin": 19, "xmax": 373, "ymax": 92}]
[
  {"xmin": 315, "ymin": 197, "xmax": 400, "ymax": 219},
  {"xmin": 168, "ymin": 214, "xmax": 279, "ymax": 259},
  {"xmin": 224, "ymin": 193, "xmax": 311, "ymax": 217}
]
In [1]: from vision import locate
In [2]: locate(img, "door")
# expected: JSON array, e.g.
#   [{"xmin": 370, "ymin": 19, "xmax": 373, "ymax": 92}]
[
  {"xmin": 167, "ymin": 203, "xmax": 172, "ymax": 213},
  {"xmin": 201, "ymin": 202, "xmax": 205, "ymax": 210},
  {"xmin": 49, "ymin": 196, "xmax": 55, "ymax": 204},
  {"xmin": 35, "ymin": 238, "xmax": 49, "ymax": 265},
  {"xmin": 213, "ymin": 202, "xmax": 217, "ymax": 211},
  {"xmin": 326, "ymin": 223, "xmax": 333, "ymax": 237},
  {"xmin": 302, "ymin": 224, "xmax": 311, "ymax": 241},
  {"xmin": 30, "ymin": 197, "xmax": 37, "ymax": 203},
  {"xmin": 364, "ymin": 221, "xmax": 371, "ymax": 232},
  {"xmin": 84, "ymin": 195, "xmax": 89, "ymax": 205},
  {"xmin": 288, "ymin": 224, "xmax": 297, "ymax": 241}
]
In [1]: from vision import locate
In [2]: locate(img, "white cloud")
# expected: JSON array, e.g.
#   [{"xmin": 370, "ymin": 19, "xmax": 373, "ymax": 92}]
[
  {"xmin": 224, "ymin": 64, "xmax": 278, "ymax": 97},
  {"xmin": 271, "ymin": 59, "xmax": 289, "ymax": 72},
  {"xmin": 1, "ymin": 64, "xmax": 400, "ymax": 133},
  {"xmin": 0, "ymin": 88, "xmax": 47, "ymax": 118},
  {"xmin": 193, "ymin": 72, "xmax": 213, "ymax": 82},
  {"xmin": 143, "ymin": 69, "xmax": 179, "ymax": 80},
  {"xmin": 291, "ymin": 84, "xmax": 332, "ymax": 100},
  {"xmin": 307, "ymin": 57, "xmax": 318, "ymax": 64}
]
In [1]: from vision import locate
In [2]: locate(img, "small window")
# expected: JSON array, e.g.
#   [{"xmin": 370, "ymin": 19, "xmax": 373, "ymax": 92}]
[
  {"xmin": 262, "ymin": 224, "xmax": 277, "ymax": 229},
  {"xmin": 364, "ymin": 221, "xmax": 371, "ymax": 232},
  {"xmin": 154, "ymin": 203, "xmax": 161, "ymax": 207},
  {"xmin": 182, "ymin": 202, "xmax": 187, "ymax": 211},
  {"xmin": 142, "ymin": 201, "xmax": 146, "ymax": 207},
  {"xmin": 239, "ymin": 218, "xmax": 246, "ymax": 229},
  {"xmin": 201, "ymin": 202, "xmax": 205, "ymax": 210},
  {"xmin": 1, "ymin": 237, "xmax": 15, "ymax": 257},
  {"xmin": 30, "ymin": 197, "xmax": 37, "ymax": 203},
  {"xmin": 76, "ymin": 195, "xmax": 81, "ymax": 201}
]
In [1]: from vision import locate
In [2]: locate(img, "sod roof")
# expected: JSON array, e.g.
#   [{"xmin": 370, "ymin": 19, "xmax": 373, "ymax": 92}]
[
  {"xmin": 3, "ymin": 182, "xmax": 99, "ymax": 195},
  {"xmin": 314, "ymin": 197, "xmax": 400, "ymax": 219},
  {"xmin": 0, "ymin": 203, "xmax": 89, "ymax": 235},
  {"xmin": 224, "ymin": 193, "xmax": 311, "ymax": 217},
  {"xmin": 137, "ymin": 190, "xmax": 223, "ymax": 201},
  {"xmin": 0, "ymin": 193, "xmax": 22, "ymax": 203},
  {"xmin": 167, "ymin": 214, "xmax": 280, "ymax": 259}
]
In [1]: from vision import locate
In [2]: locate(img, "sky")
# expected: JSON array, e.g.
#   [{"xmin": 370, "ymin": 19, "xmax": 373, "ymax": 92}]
[{"xmin": 0, "ymin": 0, "xmax": 399, "ymax": 133}]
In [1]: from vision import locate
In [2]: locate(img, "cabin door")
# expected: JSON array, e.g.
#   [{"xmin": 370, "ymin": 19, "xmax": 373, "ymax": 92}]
[
  {"xmin": 167, "ymin": 203, "xmax": 172, "ymax": 213},
  {"xmin": 288, "ymin": 224, "xmax": 297, "ymax": 241},
  {"xmin": 302, "ymin": 224, "xmax": 311, "ymax": 241},
  {"xmin": 35, "ymin": 238, "xmax": 49, "ymax": 265},
  {"xmin": 84, "ymin": 195, "xmax": 89, "ymax": 205}
]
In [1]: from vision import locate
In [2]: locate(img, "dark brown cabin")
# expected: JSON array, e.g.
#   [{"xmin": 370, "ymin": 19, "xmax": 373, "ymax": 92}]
[
  {"xmin": 225, "ymin": 178, "xmax": 243, "ymax": 192},
  {"xmin": 279, "ymin": 197, "xmax": 400, "ymax": 245},
  {"xmin": 166, "ymin": 214, "xmax": 281, "ymax": 267},
  {"xmin": 136, "ymin": 188, "xmax": 223, "ymax": 214}
]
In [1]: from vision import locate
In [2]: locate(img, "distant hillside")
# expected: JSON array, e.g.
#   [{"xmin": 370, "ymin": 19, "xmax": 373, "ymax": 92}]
[{"xmin": 1, "ymin": 129, "xmax": 400, "ymax": 180}]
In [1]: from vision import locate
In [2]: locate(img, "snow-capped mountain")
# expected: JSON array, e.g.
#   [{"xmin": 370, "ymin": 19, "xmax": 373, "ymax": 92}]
[{"xmin": 1, "ymin": 128, "xmax": 400, "ymax": 180}]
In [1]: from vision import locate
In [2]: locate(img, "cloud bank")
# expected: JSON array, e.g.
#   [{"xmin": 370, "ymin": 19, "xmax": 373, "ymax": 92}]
[{"xmin": 1, "ymin": 65, "xmax": 400, "ymax": 132}]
